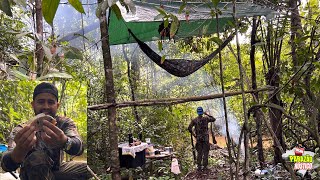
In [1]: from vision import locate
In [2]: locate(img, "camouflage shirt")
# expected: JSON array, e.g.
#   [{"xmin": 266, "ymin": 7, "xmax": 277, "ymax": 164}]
[
  {"xmin": 188, "ymin": 115, "xmax": 215, "ymax": 142},
  {"xmin": 1, "ymin": 116, "xmax": 83, "ymax": 172}
]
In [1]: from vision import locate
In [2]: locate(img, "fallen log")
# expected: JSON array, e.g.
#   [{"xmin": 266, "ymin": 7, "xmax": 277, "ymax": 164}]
[{"xmin": 88, "ymin": 87, "xmax": 274, "ymax": 110}]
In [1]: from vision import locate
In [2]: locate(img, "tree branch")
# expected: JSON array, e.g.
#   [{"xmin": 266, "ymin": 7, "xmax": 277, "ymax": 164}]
[
  {"xmin": 248, "ymin": 103, "xmax": 316, "ymax": 141},
  {"xmin": 88, "ymin": 87, "xmax": 274, "ymax": 110}
]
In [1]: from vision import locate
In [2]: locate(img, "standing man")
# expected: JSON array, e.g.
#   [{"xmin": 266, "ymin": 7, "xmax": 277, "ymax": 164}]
[
  {"xmin": 1, "ymin": 82, "xmax": 91, "ymax": 180},
  {"xmin": 188, "ymin": 106, "xmax": 216, "ymax": 171}
]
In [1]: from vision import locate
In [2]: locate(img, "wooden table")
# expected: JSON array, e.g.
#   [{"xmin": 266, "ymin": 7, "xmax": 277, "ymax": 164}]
[{"xmin": 118, "ymin": 142, "xmax": 149, "ymax": 168}]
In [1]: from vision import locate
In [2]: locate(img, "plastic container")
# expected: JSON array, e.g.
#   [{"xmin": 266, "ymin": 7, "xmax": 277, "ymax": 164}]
[
  {"xmin": 165, "ymin": 147, "xmax": 173, "ymax": 154},
  {"xmin": 0, "ymin": 144, "xmax": 8, "ymax": 153}
]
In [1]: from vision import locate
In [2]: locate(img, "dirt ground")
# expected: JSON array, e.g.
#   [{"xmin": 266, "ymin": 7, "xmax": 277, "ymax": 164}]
[
  {"xmin": 184, "ymin": 144, "xmax": 238, "ymax": 180},
  {"xmin": 183, "ymin": 141, "xmax": 294, "ymax": 180}
]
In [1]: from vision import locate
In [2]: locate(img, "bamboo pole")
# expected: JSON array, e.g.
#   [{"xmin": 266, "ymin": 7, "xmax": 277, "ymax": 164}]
[
  {"xmin": 232, "ymin": 1, "xmax": 250, "ymax": 179},
  {"xmin": 215, "ymin": 6, "xmax": 234, "ymax": 179},
  {"xmin": 88, "ymin": 87, "xmax": 274, "ymax": 110}
]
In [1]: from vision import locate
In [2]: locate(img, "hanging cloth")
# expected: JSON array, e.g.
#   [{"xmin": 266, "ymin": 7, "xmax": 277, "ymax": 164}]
[{"xmin": 128, "ymin": 29, "xmax": 235, "ymax": 77}]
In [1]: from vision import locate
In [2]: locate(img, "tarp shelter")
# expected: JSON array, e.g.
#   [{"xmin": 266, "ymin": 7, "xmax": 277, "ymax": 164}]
[
  {"xmin": 59, "ymin": 0, "xmax": 276, "ymax": 45},
  {"xmin": 57, "ymin": 0, "xmax": 277, "ymax": 77},
  {"xmin": 108, "ymin": 0, "xmax": 277, "ymax": 45}
]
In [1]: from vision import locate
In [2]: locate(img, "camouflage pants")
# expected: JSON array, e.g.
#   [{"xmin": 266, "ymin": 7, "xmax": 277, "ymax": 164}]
[
  {"xmin": 20, "ymin": 151, "xmax": 91, "ymax": 180},
  {"xmin": 196, "ymin": 141, "xmax": 210, "ymax": 168}
]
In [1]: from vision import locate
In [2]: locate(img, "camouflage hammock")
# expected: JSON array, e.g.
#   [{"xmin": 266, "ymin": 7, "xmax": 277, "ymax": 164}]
[{"xmin": 128, "ymin": 29, "xmax": 235, "ymax": 77}]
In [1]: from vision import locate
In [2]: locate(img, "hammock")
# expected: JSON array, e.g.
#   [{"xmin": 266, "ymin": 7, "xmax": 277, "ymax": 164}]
[{"xmin": 128, "ymin": 29, "xmax": 235, "ymax": 77}]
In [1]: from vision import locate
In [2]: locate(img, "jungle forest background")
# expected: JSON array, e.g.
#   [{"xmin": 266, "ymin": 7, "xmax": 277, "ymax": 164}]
[{"xmin": 1, "ymin": 0, "xmax": 320, "ymax": 179}]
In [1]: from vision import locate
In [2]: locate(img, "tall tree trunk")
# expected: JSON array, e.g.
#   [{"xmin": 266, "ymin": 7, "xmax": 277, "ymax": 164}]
[
  {"xmin": 35, "ymin": 0, "xmax": 44, "ymax": 77},
  {"xmin": 250, "ymin": 17, "xmax": 265, "ymax": 168},
  {"xmin": 261, "ymin": 19, "xmax": 286, "ymax": 164},
  {"xmin": 289, "ymin": 0, "xmax": 303, "ymax": 68},
  {"xmin": 288, "ymin": 0, "xmax": 320, "ymax": 148},
  {"xmin": 98, "ymin": 5, "xmax": 121, "ymax": 179},
  {"xmin": 266, "ymin": 66, "xmax": 284, "ymax": 164}
]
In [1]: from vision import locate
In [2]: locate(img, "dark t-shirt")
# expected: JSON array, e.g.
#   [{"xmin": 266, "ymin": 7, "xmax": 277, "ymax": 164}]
[{"xmin": 188, "ymin": 115, "xmax": 215, "ymax": 142}]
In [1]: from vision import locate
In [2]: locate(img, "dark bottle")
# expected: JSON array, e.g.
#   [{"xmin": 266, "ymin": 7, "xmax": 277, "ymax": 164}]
[
  {"xmin": 138, "ymin": 133, "xmax": 142, "ymax": 141},
  {"xmin": 128, "ymin": 133, "xmax": 133, "ymax": 144}
]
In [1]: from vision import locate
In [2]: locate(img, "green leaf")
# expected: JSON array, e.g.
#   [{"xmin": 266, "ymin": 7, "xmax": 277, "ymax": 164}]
[
  {"xmin": 164, "ymin": 19, "xmax": 169, "ymax": 28},
  {"xmin": 202, "ymin": 24, "xmax": 209, "ymax": 35},
  {"xmin": 16, "ymin": 32, "xmax": 32, "ymax": 39},
  {"xmin": 253, "ymin": 41, "xmax": 267, "ymax": 46},
  {"xmin": 95, "ymin": 2, "xmax": 102, "ymax": 17},
  {"xmin": 268, "ymin": 103, "xmax": 285, "ymax": 112},
  {"xmin": 42, "ymin": 44, "xmax": 53, "ymax": 61},
  {"xmin": 42, "ymin": 0, "xmax": 60, "ymax": 26},
  {"xmin": 261, "ymin": 107, "xmax": 267, "ymax": 113},
  {"xmin": 27, "ymin": 54, "xmax": 35, "ymax": 72},
  {"xmin": 154, "ymin": 14, "xmax": 165, "ymax": 20},
  {"xmin": 210, "ymin": 10, "xmax": 216, "ymax": 17},
  {"xmin": 111, "ymin": 4, "xmax": 122, "ymax": 20},
  {"xmin": 8, "ymin": 53, "xmax": 23, "ymax": 65},
  {"xmin": 212, "ymin": 0, "xmax": 220, "ymax": 8},
  {"xmin": 170, "ymin": 14, "xmax": 179, "ymax": 38},
  {"xmin": 217, "ymin": 9, "xmax": 222, "ymax": 15},
  {"xmin": 0, "ymin": 0, "xmax": 13, "ymax": 17},
  {"xmin": 178, "ymin": 2, "xmax": 186, "ymax": 14},
  {"xmin": 9, "ymin": 69, "xmax": 29, "ymax": 80},
  {"xmin": 64, "ymin": 47, "xmax": 83, "ymax": 60},
  {"xmin": 227, "ymin": 20, "xmax": 235, "ymax": 27},
  {"xmin": 36, "ymin": 72, "xmax": 73, "ymax": 80},
  {"xmin": 161, "ymin": 55, "xmax": 166, "ymax": 64},
  {"xmin": 73, "ymin": 33, "xmax": 90, "ymax": 42},
  {"xmin": 13, "ymin": 0, "xmax": 27, "ymax": 7},
  {"xmin": 212, "ymin": 37, "xmax": 222, "ymax": 45},
  {"xmin": 156, "ymin": 7, "xmax": 167, "ymax": 16},
  {"xmin": 158, "ymin": 41, "xmax": 163, "ymax": 52},
  {"xmin": 68, "ymin": 0, "xmax": 85, "ymax": 14}
]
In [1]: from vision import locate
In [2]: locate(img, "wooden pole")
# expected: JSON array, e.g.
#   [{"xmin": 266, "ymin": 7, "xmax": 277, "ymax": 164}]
[
  {"xmin": 88, "ymin": 87, "xmax": 274, "ymax": 110},
  {"xmin": 35, "ymin": 0, "xmax": 44, "ymax": 78},
  {"xmin": 97, "ymin": 2, "xmax": 121, "ymax": 179}
]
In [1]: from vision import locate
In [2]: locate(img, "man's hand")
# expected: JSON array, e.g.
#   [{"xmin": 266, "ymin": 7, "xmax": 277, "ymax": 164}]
[
  {"xmin": 11, "ymin": 125, "xmax": 37, "ymax": 163},
  {"xmin": 41, "ymin": 120, "xmax": 67, "ymax": 148}
]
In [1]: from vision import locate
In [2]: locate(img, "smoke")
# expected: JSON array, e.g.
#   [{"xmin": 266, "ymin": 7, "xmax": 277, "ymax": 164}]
[{"xmin": 113, "ymin": 41, "xmax": 243, "ymax": 149}]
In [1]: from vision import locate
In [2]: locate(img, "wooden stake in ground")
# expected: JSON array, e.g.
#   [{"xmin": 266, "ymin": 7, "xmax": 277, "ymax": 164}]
[
  {"xmin": 87, "ymin": 165, "xmax": 101, "ymax": 180},
  {"xmin": 232, "ymin": 1, "xmax": 250, "ymax": 178},
  {"xmin": 190, "ymin": 132, "xmax": 196, "ymax": 164}
]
